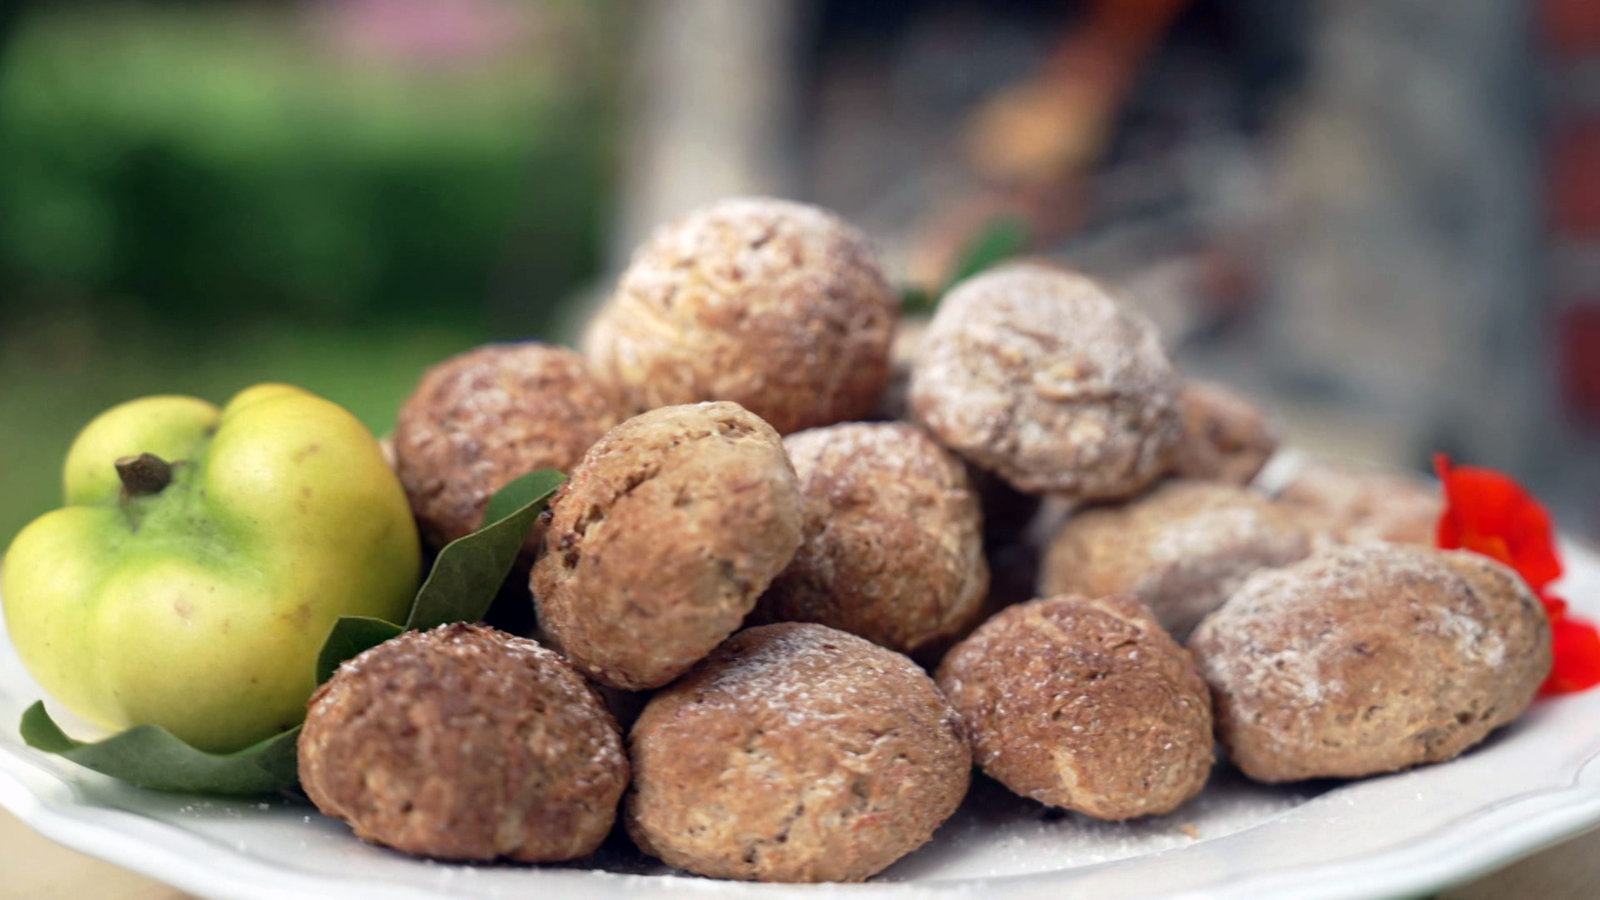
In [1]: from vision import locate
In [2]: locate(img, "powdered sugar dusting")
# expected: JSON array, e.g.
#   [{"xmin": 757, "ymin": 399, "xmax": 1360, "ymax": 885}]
[
  {"xmin": 881, "ymin": 769, "xmax": 1317, "ymax": 881},
  {"xmin": 583, "ymin": 196, "xmax": 897, "ymax": 433},
  {"xmin": 694, "ymin": 623, "xmax": 926, "ymax": 730},
  {"xmin": 1194, "ymin": 544, "xmax": 1454, "ymax": 714},
  {"xmin": 1431, "ymin": 604, "xmax": 1506, "ymax": 670},
  {"xmin": 908, "ymin": 263, "xmax": 1181, "ymax": 498},
  {"xmin": 783, "ymin": 420, "xmax": 943, "ymax": 484},
  {"xmin": 1191, "ymin": 542, "xmax": 1548, "ymax": 781}
]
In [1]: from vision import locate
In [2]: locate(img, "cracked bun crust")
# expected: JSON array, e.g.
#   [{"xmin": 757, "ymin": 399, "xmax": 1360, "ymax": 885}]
[
  {"xmin": 909, "ymin": 263, "xmax": 1182, "ymax": 499},
  {"xmin": 298, "ymin": 623, "xmax": 629, "ymax": 863},
  {"xmin": 393, "ymin": 343, "xmax": 621, "ymax": 551},
  {"xmin": 582, "ymin": 197, "xmax": 899, "ymax": 435},
  {"xmin": 936, "ymin": 594, "xmax": 1214, "ymax": 820},
  {"xmin": 756, "ymin": 422, "xmax": 989, "ymax": 659},
  {"xmin": 626, "ymin": 623, "xmax": 971, "ymax": 883},
  {"xmin": 1040, "ymin": 480, "xmax": 1311, "ymax": 642},
  {"xmin": 1190, "ymin": 544, "xmax": 1551, "ymax": 783},
  {"xmin": 531, "ymin": 402, "xmax": 803, "ymax": 690}
]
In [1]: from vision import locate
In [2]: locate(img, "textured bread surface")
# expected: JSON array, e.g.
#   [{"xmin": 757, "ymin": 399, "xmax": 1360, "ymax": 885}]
[
  {"xmin": 1169, "ymin": 380, "xmax": 1279, "ymax": 485},
  {"xmin": 1041, "ymin": 480, "xmax": 1310, "ymax": 642},
  {"xmin": 298, "ymin": 623, "xmax": 629, "ymax": 862},
  {"xmin": 394, "ymin": 343, "xmax": 620, "ymax": 550},
  {"xmin": 532, "ymin": 401, "xmax": 802, "ymax": 689},
  {"xmin": 1190, "ymin": 544, "xmax": 1550, "ymax": 782},
  {"xmin": 626, "ymin": 623, "xmax": 971, "ymax": 883},
  {"xmin": 1275, "ymin": 460, "xmax": 1442, "ymax": 547},
  {"xmin": 937, "ymin": 594, "xmax": 1214, "ymax": 820},
  {"xmin": 583, "ymin": 197, "xmax": 898, "ymax": 434},
  {"xmin": 910, "ymin": 263, "xmax": 1181, "ymax": 499},
  {"xmin": 757, "ymin": 421, "xmax": 989, "ymax": 657}
]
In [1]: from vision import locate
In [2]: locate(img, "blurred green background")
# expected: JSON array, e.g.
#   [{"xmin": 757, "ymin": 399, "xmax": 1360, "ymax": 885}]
[{"xmin": 0, "ymin": 1, "xmax": 619, "ymax": 545}]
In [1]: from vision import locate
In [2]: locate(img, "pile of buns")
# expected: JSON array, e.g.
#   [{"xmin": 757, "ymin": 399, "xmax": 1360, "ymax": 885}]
[{"xmin": 295, "ymin": 198, "xmax": 1552, "ymax": 883}]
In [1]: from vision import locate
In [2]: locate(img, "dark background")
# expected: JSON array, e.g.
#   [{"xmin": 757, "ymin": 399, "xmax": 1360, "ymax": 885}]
[{"xmin": 3, "ymin": 0, "xmax": 1597, "ymax": 546}]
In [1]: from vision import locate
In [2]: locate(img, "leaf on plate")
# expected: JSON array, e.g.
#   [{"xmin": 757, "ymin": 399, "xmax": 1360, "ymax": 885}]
[
  {"xmin": 315, "ymin": 616, "xmax": 406, "ymax": 684},
  {"xmin": 19, "ymin": 702, "xmax": 301, "ymax": 796},
  {"xmin": 404, "ymin": 468, "xmax": 565, "ymax": 630}
]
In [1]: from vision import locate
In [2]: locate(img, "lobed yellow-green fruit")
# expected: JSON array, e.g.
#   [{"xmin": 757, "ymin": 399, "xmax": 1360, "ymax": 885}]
[{"xmin": 2, "ymin": 384, "xmax": 422, "ymax": 753}]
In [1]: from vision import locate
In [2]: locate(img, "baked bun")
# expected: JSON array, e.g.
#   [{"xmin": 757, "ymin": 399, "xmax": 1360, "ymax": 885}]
[
  {"xmin": 756, "ymin": 421, "xmax": 988, "ymax": 658},
  {"xmin": 298, "ymin": 624, "xmax": 628, "ymax": 862},
  {"xmin": 1190, "ymin": 543, "xmax": 1550, "ymax": 782},
  {"xmin": 626, "ymin": 623, "xmax": 970, "ymax": 882},
  {"xmin": 937, "ymin": 594, "xmax": 1213, "ymax": 820},
  {"xmin": 1275, "ymin": 460, "xmax": 1441, "ymax": 546},
  {"xmin": 394, "ymin": 343, "xmax": 620, "ymax": 550},
  {"xmin": 910, "ymin": 263, "xmax": 1182, "ymax": 500},
  {"xmin": 583, "ymin": 197, "xmax": 898, "ymax": 434},
  {"xmin": 1040, "ymin": 480, "xmax": 1310, "ymax": 642},
  {"xmin": 1169, "ymin": 379, "xmax": 1279, "ymax": 485},
  {"xmin": 531, "ymin": 402, "xmax": 802, "ymax": 689}
]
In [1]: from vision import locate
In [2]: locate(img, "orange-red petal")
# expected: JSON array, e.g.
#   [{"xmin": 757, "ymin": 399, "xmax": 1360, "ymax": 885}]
[
  {"xmin": 1542, "ymin": 615, "xmax": 1600, "ymax": 695},
  {"xmin": 1434, "ymin": 454, "xmax": 1564, "ymax": 591},
  {"xmin": 1541, "ymin": 591, "xmax": 1570, "ymax": 621}
]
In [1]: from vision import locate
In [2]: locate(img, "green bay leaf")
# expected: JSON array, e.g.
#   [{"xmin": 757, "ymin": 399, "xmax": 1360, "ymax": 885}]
[
  {"xmin": 948, "ymin": 216, "xmax": 1030, "ymax": 288},
  {"xmin": 405, "ymin": 467, "xmax": 565, "ymax": 630},
  {"xmin": 315, "ymin": 616, "xmax": 405, "ymax": 684},
  {"xmin": 20, "ymin": 702, "xmax": 300, "ymax": 796},
  {"xmin": 898, "ymin": 216, "xmax": 1031, "ymax": 316}
]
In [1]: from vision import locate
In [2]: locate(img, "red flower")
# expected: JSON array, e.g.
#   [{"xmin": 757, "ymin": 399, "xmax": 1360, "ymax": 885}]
[
  {"xmin": 1546, "ymin": 613, "xmax": 1600, "ymax": 695},
  {"xmin": 1434, "ymin": 455, "xmax": 1562, "ymax": 592},
  {"xmin": 1434, "ymin": 454, "xmax": 1600, "ymax": 696}
]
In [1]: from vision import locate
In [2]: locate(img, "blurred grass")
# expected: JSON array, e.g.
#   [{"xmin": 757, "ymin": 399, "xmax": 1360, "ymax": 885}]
[
  {"xmin": 0, "ymin": 3, "xmax": 614, "ymax": 330},
  {"xmin": 0, "ymin": 2, "xmax": 620, "ymax": 547},
  {"xmin": 0, "ymin": 308, "xmax": 490, "ymax": 548}
]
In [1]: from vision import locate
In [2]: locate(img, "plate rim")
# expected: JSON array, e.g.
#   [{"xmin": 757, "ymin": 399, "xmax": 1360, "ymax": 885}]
[{"xmin": 4, "ymin": 528, "xmax": 1600, "ymax": 897}]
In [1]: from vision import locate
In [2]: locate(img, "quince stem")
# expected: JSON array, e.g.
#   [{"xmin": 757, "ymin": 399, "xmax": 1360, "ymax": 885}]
[{"xmin": 115, "ymin": 453, "xmax": 174, "ymax": 498}]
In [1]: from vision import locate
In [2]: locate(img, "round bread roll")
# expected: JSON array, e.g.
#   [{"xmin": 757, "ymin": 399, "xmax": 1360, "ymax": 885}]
[
  {"xmin": 393, "ymin": 343, "xmax": 620, "ymax": 550},
  {"xmin": 531, "ymin": 402, "xmax": 803, "ymax": 690},
  {"xmin": 298, "ymin": 623, "xmax": 629, "ymax": 862},
  {"xmin": 1169, "ymin": 380, "xmax": 1279, "ymax": 485},
  {"xmin": 1190, "ymin": 543, "xmax": 1551, "ymax": 783},
  {"xmin": 909, "ymin": 262, "xmax": 1182, "ymax": 499},
  {"xmin": 936, "ymin": 593, "xmax": 1213, "ymax": 820},
  {"xmin": 1040, "ymin": 480, "xmax": 1311, "ymax": 642},
  {"xmin": 583, "ymin": 197, "xmax": 899, "ymax": 435},
  {"xmin": 756, "ymin": 422, "xmax": 989, "ymax": 659},
  {"xmin": 627, "ymin": 623, "xmax": 971, "ymax": 883},
  {"xmin": 1275, "ymin": 460, "xmax": 1441, "ymax": 546}
]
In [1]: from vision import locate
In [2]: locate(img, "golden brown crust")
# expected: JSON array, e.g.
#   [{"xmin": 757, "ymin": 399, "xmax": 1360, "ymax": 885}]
[
  {"xmin": 1170, "ymin": 380, "xmax": 1279, "ymax": 485},
  {"xmin": 1274, "ymin": 460, "xmax": 1442, "ymax": 546},
  {"xmin": 936, "ymin": 594, "xmax": 1214, "ymax": 820},
  {"xmin": 1040, "ymin": 480, "xmax": 1311, "ymax": 642},
  {"xmin": 909, "ymin": 263, "xmax": 1182, "ymax": 500},
  {"xmin": 297, "ymin": 623, "xmax": 629, "ymax": 863},
  {"xmin": 393, "ymin": 343, "xmax": 621, "ymax": 551},
  {"xmin": 755, "ymin": 422, "xmax": 989, "ymax": 657},
  {"xmin": 583, "ymin": 197, "xmax": 899, "ymax": 435},
  {"xmin": 530, "ymin": 402, "xmax": 803, "ymax": 690},
  {"xmin": 626, "ymin": 623, "xmax": 971, "ymax": 883},
  {"xmin": 1190, "ymin": 544, "xmax": 1551, "ymax": 783}
]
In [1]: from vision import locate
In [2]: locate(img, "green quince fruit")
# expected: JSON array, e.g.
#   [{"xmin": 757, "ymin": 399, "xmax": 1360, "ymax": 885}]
[{"xmin": 2, "ymin": 384, "xmax": 421, "ymax": 753}]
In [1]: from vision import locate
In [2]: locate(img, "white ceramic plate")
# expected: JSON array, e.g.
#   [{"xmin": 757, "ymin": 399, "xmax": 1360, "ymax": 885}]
[{"xmin": 4, "ymin": 546, "xmax": 1600, "ymax": 900}]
